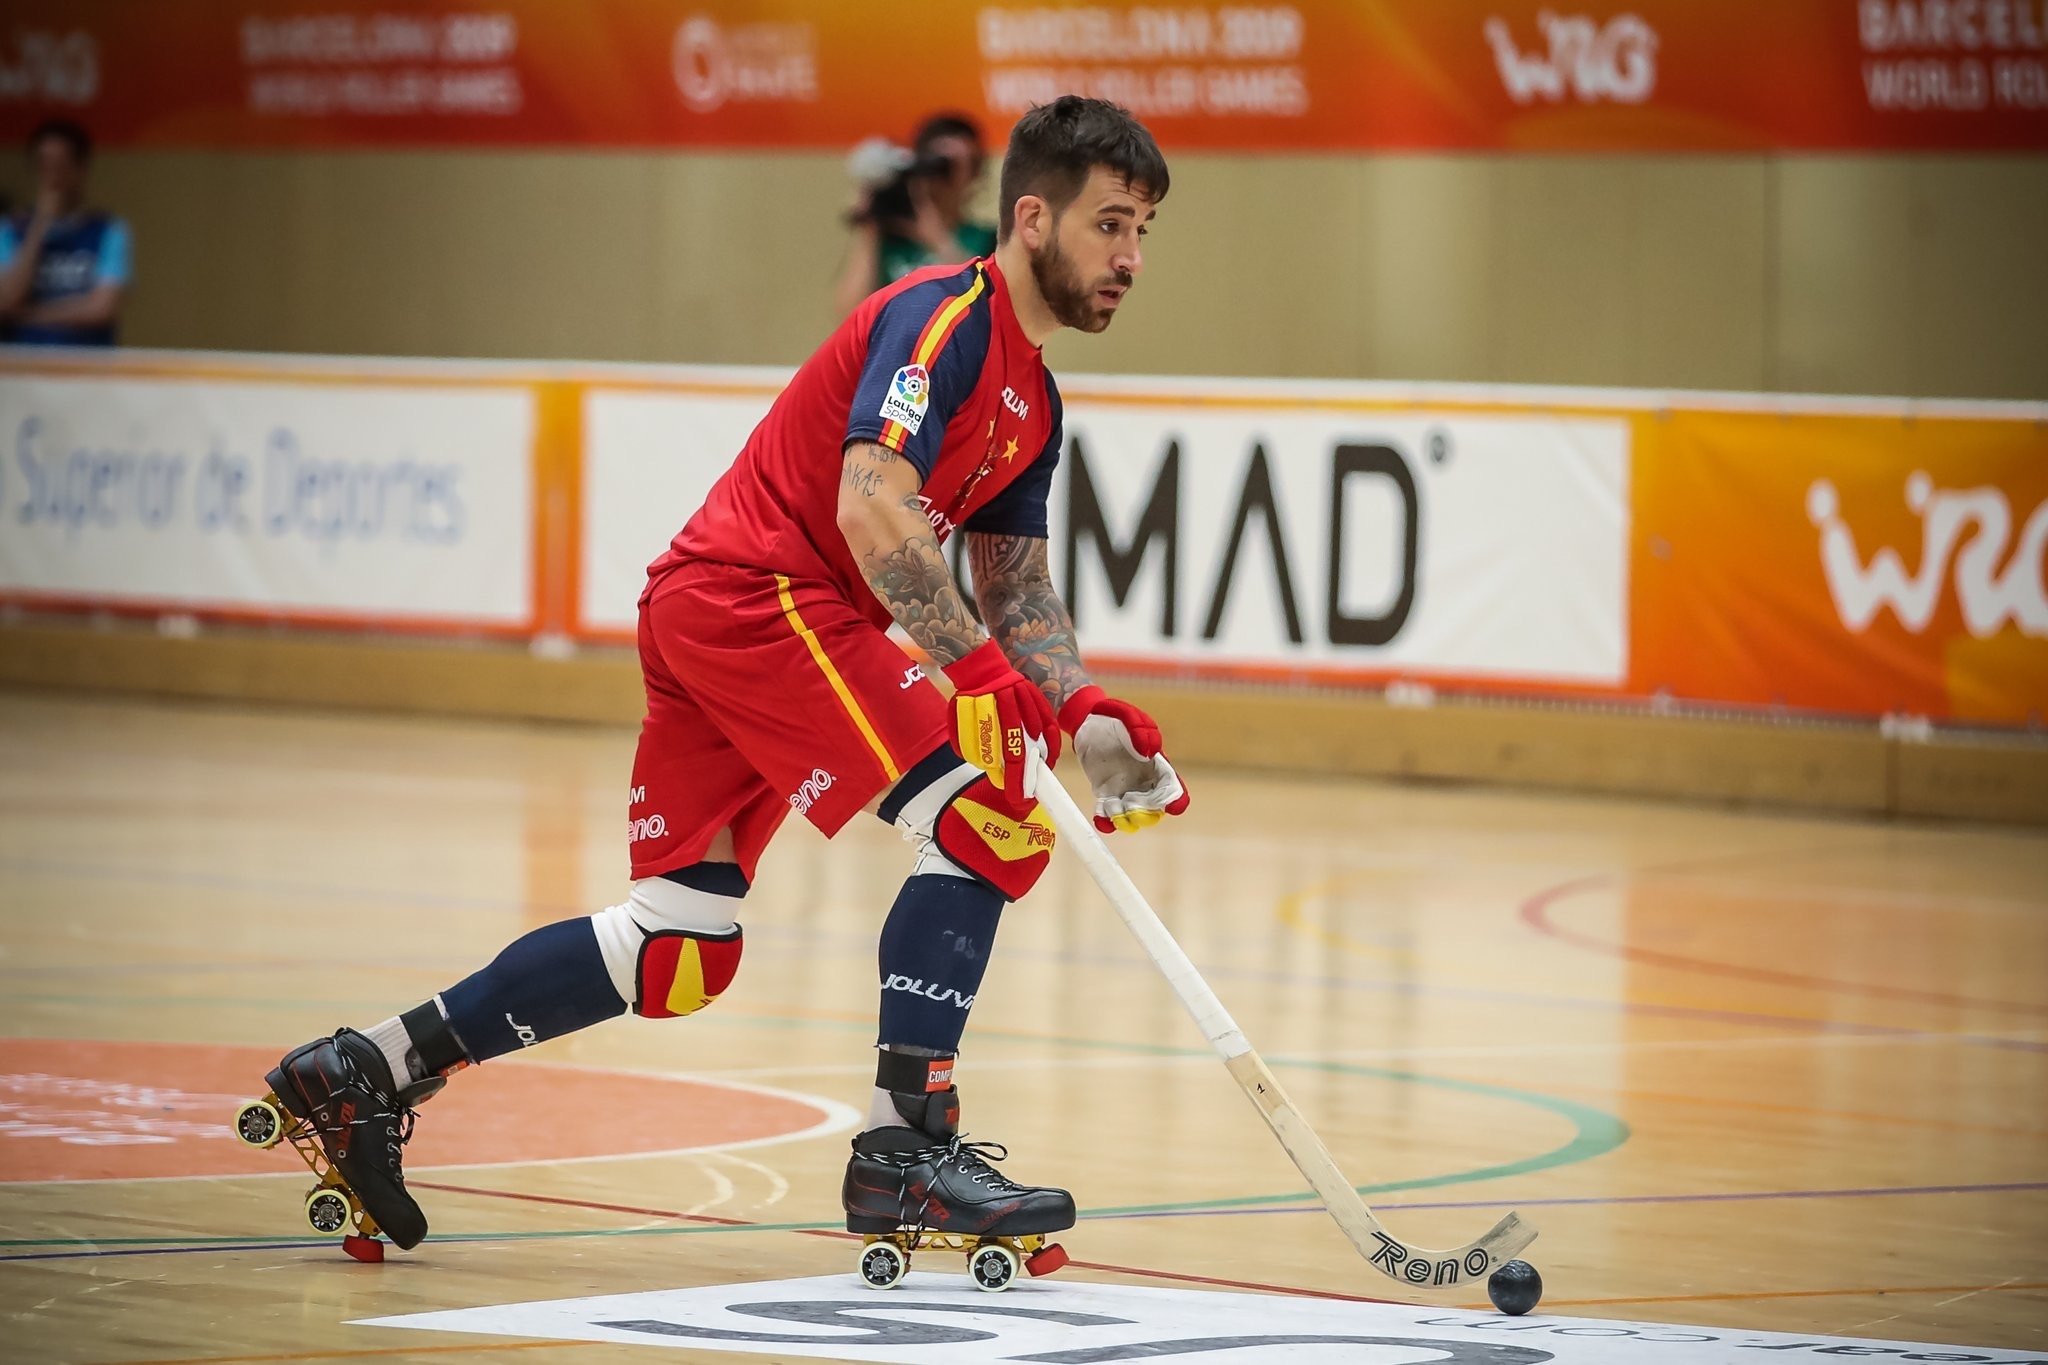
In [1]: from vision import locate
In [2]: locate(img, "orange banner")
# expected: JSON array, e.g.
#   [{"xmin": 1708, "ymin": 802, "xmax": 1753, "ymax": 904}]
[
  {"xmin": 0, "ymin": 1, "xmax": 2043, "ymax": 152},
  {"xmin": 1631, "ymin": 411, "xmax": 2048, "ymax": 726}
]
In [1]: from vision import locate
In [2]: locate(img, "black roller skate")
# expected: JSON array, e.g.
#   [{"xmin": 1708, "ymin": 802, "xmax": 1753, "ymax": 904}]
[
  {"xmin": 231, "ymin": 1027, "xmax": 442, "ymax": 1261},
  {"xmin": 843, "ymin": 1068, "xmax": 1073, "ymax": 1292}
]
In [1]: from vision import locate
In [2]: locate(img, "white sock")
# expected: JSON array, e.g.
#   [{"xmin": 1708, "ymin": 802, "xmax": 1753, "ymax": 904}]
[
  {"xmin": 866, "ymin": 1086, "xmax": 907, "ymax": 1131},
  {"xmin": 363, "ymin": 1015, "xmax": 422, "ymax": 1085}
]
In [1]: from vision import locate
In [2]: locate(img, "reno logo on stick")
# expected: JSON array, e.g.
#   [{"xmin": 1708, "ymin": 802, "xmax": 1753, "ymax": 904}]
[{"xmin": 1808, "ymin": 473, "xmax": 2048, "ymax": 637}]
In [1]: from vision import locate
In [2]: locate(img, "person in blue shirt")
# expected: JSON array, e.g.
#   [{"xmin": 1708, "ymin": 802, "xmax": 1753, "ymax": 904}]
[{"xmin": 0, "ymin": 119, "xmax": 130, "ymax": 347}]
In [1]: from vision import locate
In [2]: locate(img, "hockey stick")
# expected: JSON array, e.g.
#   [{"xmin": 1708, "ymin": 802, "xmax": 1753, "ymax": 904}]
[{"xmin": 1033, "ymin": 769, "xmax": 1537, "ymax": 1289}]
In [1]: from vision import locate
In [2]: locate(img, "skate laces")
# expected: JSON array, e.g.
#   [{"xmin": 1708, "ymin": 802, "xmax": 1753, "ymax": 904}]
[
  {"xmin": 330, "ymin": 1047, "xmax": 422, "ymax": 1181},
  {"xmin": 870, "ymin": 1134, "xmax": 1028, "ymax": 1231},
  {"xmin": 946, "ymin": 1137, "xmax": 1024, "ymax": 1192}
]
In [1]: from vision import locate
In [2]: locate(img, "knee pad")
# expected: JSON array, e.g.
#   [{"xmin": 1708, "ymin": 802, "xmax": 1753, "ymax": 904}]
[
  {"xmin": 593, "ymin": 874, "xmax": 745, "ymax": 1020},
  {"xmin": 636, "ymin": 925, "xmax": 744, "ymax": 1019},
  {"xmin": 884, "ymin": 755, "xmax": 1054, "ymax": 902},
  {"xmin": 934, "ymin": 776, "xmax": 1055, "ymax": 901}
]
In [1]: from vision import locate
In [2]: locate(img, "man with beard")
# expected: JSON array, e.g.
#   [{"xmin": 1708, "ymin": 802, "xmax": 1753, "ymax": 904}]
[{"xmin": 245, "ymin": 96, "xmax": 1189, "ymax": 1272}]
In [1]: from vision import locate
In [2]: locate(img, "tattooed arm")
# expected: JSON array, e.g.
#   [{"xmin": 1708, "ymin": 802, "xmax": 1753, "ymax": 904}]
[
  {"xmin": 836, "ymin": 441, "xmax": 986, "ymax": 667},
  {"xmin": 966, "ymin": 532, "xmax": 1093, "ymax": 713}
]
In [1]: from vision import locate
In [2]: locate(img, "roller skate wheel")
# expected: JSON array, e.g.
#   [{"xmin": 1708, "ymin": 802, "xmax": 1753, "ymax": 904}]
[
  {"xmin": 858, "ymin": 1241, "xmax": 908, "ymax": 1289},
  {"xmin": 342, "ymin": 1235, "xmax": 385, "ymax": 1264},
  {"xmin": 1025, "ymin": 1242, "xmax": 1069, "ymax": 1277},
  {"xmin": 970, "ymin": 1243, "xmax": 1020, "ymax": 1292},
  {"xmin": 233, "ymin": 1099, "xmax": 283, "ymax": 1149},
  {"xmin": 304, "ymin": 1188, "xmax": 352, "ymax": 1235}
]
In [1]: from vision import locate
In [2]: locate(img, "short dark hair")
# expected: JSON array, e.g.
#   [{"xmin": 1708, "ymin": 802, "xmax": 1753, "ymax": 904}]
[
  {"xmin": 997, "ymin": 96, "xmax": 1168, "ymax": 243},
  {"xmin": 27, "ymin": 118, "xmax": 91, "ymax": 163},
  {"xmin": 913, "ymin": 111, "xmax": 984, "ymax": 158}
]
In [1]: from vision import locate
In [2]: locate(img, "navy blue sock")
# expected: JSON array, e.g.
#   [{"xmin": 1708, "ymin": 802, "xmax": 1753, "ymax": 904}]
[
  {"xmin": 438, "ymin": 917, "xmax": 627, "ymax": 1063},
  {"xmin": 876, "ymin": 874, "xmax": 1004, "ymax": 1054}
]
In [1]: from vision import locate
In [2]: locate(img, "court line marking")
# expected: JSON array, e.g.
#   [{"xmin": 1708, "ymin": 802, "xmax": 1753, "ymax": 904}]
[
  {"xmin": 1272, "ymin": 873, "xmax": 1418, "ymax": 968},
  {"xmin": 1538, "ymin": 1279, "xmax": 2048, "ymax": 1310},
  {"xmin": 0, "ymin": 1049, "xmax": 861, "ymax": 1186},
  {"xmin": 0, "ymin": 1019, "xmax": 1629, "ymax": 1249},
  {"xmin": 115, "ymin": 1343, "xmax": 578, "ymax": 1365},
  {"xmin": 11, "ymin": 857, "xmax": 2044, "ymax": 1049},
  {"xmin": 14, "ymin": 1177, "xmax": 2042, "ymax": 1255},
  {"xmin": 1523, "ymin": 872, "xmax": 2048, "ymax": 1019}
]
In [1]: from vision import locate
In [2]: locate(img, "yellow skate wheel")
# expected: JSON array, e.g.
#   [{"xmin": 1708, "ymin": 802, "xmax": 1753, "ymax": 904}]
[
  {"xmin": 233, "ymin": 1098, "xmax": 283, "ymax": 1149},
  {"xmin": 857, "ymin": 1240, "xmax": 908, "ymax": 1289},
  {"xmin": 304, "ymin": 1188, "xmax": 352, "ymax": 1236},
  {"xmin": 969, "ymin": 1242, "xmax": 1019, "ymax": 1292}
]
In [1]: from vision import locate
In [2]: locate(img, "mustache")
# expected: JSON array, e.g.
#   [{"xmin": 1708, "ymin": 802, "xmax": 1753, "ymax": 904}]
[{"xmin": 1098, "ymin": 271, "xmax": 1134, "ymax": 290}]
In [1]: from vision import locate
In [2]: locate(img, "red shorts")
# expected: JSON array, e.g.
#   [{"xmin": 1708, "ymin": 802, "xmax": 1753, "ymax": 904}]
[{"xmin": 627, "ymin": 559, "xmax": 950, "ymax": 882}]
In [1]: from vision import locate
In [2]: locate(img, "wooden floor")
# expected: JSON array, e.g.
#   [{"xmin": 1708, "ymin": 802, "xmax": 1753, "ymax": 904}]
[{"xmin": 2, "ymin": 691, "xmax": 2044, "ymax": 1363}]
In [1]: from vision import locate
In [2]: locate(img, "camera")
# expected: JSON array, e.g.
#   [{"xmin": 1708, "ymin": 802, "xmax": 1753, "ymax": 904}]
[{"xmin": 845, "ymin": 137, "xmax": 957, "ymax": 229}]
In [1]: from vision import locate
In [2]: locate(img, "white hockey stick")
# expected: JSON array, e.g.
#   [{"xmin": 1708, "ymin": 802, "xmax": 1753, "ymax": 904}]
[{"xmin": 1033, "ymin": 769, "xmax": 1537, "ymax": 1290}]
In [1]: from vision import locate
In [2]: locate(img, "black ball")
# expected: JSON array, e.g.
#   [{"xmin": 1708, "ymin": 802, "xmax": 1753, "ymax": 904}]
[{"xmin": 1486, "ymin": 1258, "xmax": 1543, "ymax": 1316}]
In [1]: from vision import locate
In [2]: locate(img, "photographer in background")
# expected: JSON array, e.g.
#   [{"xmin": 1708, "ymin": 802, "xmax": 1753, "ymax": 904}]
[
  {"xmin": 0, "ymin": 119, "xmax": 131, "ymax": 347},
  {"xmin": 832, "ymin": 112, "xmax": 995, "ymax": 316}
]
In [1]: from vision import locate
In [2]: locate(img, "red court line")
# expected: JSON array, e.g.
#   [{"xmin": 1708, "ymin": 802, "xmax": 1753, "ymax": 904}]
[
  {"xmin": 419, "ymin": 1179, "xmax": 1396, "ymax": 1304},
  {"xmin": 409, "ymin": 1180, "xmax": 750, "ymax": 1226},
  {"xmin": 1520, "ymin": 874, "xmax": 2048, "ymax": 1018},
  {"xmin": 1537, "ymin": 1279, "xmax": 2048, "ymax": 1310}
]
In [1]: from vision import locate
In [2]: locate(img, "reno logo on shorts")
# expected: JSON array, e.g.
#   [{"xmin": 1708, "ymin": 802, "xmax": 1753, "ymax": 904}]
[
  {"xmin": 1809, "ymin": 473, "xmax": 2048, "ymax": 637},
  {"xmin": 1485, "ymin": 10, "xmax": 1659, "ymax": 104},
  {"xmin": 879, "ymin": 364, "xmax": 931, "ymax": 433},
  {"xmin": 787, "ymin": 767, "xmax": 835, "ymax": 815}
]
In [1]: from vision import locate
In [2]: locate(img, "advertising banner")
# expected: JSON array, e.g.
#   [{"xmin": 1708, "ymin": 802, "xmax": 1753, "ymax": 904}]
[
  {"xmin": 2, "ymin": 1, "xmax": 2042, "ymax": 153},
  {"xmin": 577, "ymin": 382, "xmax": 1632, "ymax": 689},
  {"xmin": 580, "ymin": 384, "xmax": 779, "ymax": 636},
  {"xmin": 1053, "ymin": 402, "xmax": 1631, "ymax": 686},
  {"xmin": 0, "ymin": 372, "xmax": 536, "ymax": 631},
  {"xmin": 1633, "ymin": 410, "xmax": 2048, "ymax": 725}
]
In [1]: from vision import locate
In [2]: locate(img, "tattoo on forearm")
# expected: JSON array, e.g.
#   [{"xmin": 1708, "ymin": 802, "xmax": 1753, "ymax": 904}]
[
  {"xmin": 970, "ymin": 533, "xmax": 1092, "ymax": 709},
  {"xmin": 861, "ymin": 533, "xmax": 984, "ymax": 667},
  {"xmin": 841, "ymin": 443, "xmax": 896, "ymax": 497}
]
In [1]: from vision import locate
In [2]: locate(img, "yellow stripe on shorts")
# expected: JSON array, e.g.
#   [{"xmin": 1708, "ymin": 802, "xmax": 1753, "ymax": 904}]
[{"xmin": 774, "ymin": 574, "xmax": 901, "ymax": 783}]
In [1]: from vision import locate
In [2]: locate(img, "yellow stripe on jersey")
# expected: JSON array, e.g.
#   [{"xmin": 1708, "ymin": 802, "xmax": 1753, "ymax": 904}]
[
  {"xmin": 773, "ymin": 574, "xmax": 901, "ymax": 783},
  {"xmin": 913, "ymin": 264, "xmax": 987, "ymax": 369},
  {"xmin": 870, "ymin": 265, "xmax": 987, "ymax": 458}
]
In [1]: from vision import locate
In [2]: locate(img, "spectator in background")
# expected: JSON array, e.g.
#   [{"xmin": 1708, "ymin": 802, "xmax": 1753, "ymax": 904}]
[
  {"xmin": 833, "ymin": 112, "xmax": 996, "ymax": 315},
  {"xmin": 0, "ymin": 119, "xmax": 130, "ymax": 346}
]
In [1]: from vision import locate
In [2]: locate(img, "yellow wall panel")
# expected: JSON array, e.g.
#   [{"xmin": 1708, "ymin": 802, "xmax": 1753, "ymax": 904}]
[{"xmin": 53, "ymin": 149, "xmax": 2048, "ymax": 399}]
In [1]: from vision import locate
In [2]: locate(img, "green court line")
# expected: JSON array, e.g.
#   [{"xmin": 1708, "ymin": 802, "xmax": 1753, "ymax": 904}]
[{"xmin": 0, "ymin": 1021, "xmax": 1628, "ymax": 1250}]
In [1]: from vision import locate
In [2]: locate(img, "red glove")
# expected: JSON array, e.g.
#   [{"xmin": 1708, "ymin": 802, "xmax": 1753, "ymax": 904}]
[
  {"xmin": 1058, "ymin": 686, "xmax": 1191, "ymax": 834},
  {"xmin": 944, "ymin": 641, "xmax": 1059, "ymax": 804}
]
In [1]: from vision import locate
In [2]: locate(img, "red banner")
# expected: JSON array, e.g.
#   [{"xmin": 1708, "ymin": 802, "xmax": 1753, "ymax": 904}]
[{"xmin": 1, "ymin": 1, "xmax": 2044, "ymax": 152}]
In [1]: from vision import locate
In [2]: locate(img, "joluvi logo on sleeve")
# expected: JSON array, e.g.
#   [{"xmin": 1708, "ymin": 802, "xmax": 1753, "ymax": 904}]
[{"xmin": 879, "ymin": 364, "xmax": 930, "ymax": 433}]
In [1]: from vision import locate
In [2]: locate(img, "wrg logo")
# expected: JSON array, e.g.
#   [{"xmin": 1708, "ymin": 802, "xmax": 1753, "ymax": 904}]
[
  {"xmin": 1808, "ymin": 474, "xmax": 2048, "ymax": 637},
  {"xmin": 1484, "ymin": 11, "xmax": 1658, "ymax": 104}
]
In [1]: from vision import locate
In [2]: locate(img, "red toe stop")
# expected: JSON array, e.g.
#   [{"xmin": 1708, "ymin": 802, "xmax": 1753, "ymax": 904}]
[
  {"xmin": 342, "ymin": 1235, "xmax": 386, "ymax": 1264},
  {"xmin": 1025, "ymin": 1243, "xmax": 1068, "ymax": 1276}
]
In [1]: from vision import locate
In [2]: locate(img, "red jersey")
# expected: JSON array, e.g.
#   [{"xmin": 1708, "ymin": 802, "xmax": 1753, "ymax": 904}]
[{"xmin": 649, "ymin": 256, "xmax": 1063, "ymax": 627}]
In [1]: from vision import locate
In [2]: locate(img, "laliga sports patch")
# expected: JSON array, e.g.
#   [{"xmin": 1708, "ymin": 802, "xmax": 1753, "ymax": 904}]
[{"xmin": 879, "ymin": 364, "xmax": 931, "ymax": 433}]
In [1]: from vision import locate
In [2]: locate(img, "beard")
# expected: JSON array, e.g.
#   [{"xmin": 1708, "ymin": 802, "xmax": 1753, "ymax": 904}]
[{"xmin": 1029, "ymin": 230, "xmax": 1130, "ymax": 334}]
